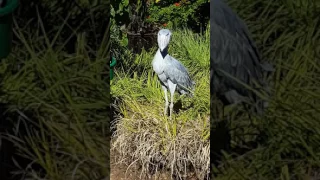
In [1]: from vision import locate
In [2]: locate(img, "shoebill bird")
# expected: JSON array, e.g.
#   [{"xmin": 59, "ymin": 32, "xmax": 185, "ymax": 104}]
[
  {"xmin": 152, "ymin": 29, "xmax": 195, "ymax": 119},
  {"xmin": 210, "ymin": 0, "xmax": 274, "ymax": 170}
]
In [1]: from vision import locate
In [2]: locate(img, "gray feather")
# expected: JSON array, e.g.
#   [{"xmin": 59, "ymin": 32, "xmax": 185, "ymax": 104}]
[
  {"xmin": 163, "ymin": 56, "xmax": 195, "ymax": 94},
  {"xmin": 211, "ymin": 0, "xmax": 273, "ymax": 112}
]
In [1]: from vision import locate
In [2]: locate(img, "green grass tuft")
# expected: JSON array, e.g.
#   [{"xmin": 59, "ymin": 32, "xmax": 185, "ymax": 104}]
[{"xmin": 111, "ymin": 28, "xmax": 210, "ymax": 179}]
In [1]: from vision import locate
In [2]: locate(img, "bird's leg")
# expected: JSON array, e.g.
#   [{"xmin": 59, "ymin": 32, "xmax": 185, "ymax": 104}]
[
  {"xmin": 168, "ymin": 81, "xmax": 177, "ymax": 120},
  {"xmin": 162, "ymin": 86, "xmax": 169, "ymax": 116},
  {"xmin": 169, "ymin": 91, "xmax": 174, "ymax": 120}
]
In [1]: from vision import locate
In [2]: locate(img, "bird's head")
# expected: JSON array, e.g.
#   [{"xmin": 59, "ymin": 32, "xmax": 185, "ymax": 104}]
[{"xmin": 157, "ymin": 29, "xmax": 172, "ymax": 52}]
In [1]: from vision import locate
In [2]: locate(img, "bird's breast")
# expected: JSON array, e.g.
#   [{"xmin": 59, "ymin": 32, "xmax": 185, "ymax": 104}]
[{"xmin": 152, "ymin": 56, "xmax": 166, "ymax": 75}]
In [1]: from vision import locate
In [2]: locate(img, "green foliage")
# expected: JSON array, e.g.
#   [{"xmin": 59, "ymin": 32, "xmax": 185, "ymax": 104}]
[
  {"xmin": 111, "ymin": 0, "xmax": 130, "ymax": 26},
  {"xmin": 147, "ymin": 0, "xmax": 209, "ymax": 28},
  {"xmin": 110, "ymin": 16, "xmax": 128, "ymax": 58},
  {"xmin": 110, "ymin": 0, "xmax": 210, "ymax": 58},
  {"xmin": 110, "ymin": 0, "xmax": 131, "ymax": 58}
]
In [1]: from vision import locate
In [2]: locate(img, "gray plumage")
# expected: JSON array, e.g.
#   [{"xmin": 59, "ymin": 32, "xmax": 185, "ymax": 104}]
[
  {"xmin": 152, "ymin": 29, "xmax": 195, "ymax": 119},
  {"xmin": 210, "ymin": 0, "xmax": 274, "ymax": 169},
  {"xmin": 211, "ymin": 0, "xmax": 273, "ymax": 113}
]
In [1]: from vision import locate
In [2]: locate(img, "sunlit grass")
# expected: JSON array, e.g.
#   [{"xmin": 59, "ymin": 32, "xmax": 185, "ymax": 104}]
[{"xmin": 111, "ymin": 28, "xmax": 210, "ymax": 179}]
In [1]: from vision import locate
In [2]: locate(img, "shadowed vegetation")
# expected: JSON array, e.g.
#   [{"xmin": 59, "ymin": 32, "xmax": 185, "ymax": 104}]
[
  {"xmin": 0, "ymin": 5, "xmax": 110, "ymax": 180},
  {"xmin": 211, "ymin": 0, "xmax": 320, "ymax": 179}
]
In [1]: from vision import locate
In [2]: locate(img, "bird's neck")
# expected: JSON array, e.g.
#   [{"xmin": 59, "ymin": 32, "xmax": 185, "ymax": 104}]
[{"xmin": 159, "ymin": 48, "xmax": 168, "ymax": 59}]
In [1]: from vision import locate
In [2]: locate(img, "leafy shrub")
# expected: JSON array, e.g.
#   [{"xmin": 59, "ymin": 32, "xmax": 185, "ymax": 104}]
[
  {"xmin": 146, "ymin": 0, "xmax": 210, "ymax": 30},
  {"xmin": 110, "ymin": 0, "xmax": 130, "ymax": 53},
  {"xmin": 110, "ymin": 0, "xmax": 210, "ymax": 56}
]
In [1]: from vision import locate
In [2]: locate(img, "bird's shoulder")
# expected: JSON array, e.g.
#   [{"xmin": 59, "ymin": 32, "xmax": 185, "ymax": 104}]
[
  {"xmin": 164, "ymin": 55, "xmax": 187, "ymax": 72},
  {"xmin": 210, "ymin": 0, "xmax": 264, "ymax": 70},
  {"xmin": 211, "ymin": 0, "xmax": 249, "ymax": 40}
]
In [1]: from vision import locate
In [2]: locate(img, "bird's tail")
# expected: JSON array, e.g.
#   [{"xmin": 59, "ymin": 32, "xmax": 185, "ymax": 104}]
[{"xmin": 178, "ymin": 81, "xmax": 196, "ymax": 97}]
